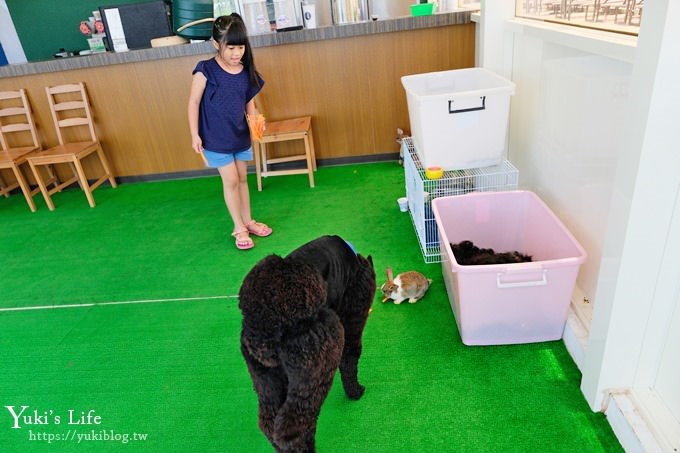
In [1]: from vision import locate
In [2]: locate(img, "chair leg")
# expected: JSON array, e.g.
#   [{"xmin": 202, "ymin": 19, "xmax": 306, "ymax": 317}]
[
  {"xmin": 11, "ymin": 165, "xmax": 37, "ymax": 212},
  {"xmin": 304, "ymin": 136, "xmax": 315, "ymax": 189},
  {"xmin": 0, "ymin": 172, "xmax": 8, "ymax": 198},
  {"xmin": 253, "ymin": 141, "xmax": 263, "ymax": 192},
  {"xmin": 68, "ymin": 162, "xmax": 85, "ymax": 190},
  {"xmin": 307, "ymin": 127, "xmax": 317, "ymax": 171},
  {"xmin": 28, "ymin": 163, "xmax": 61, "ymax": 198},
  {"xmin": 259, "ymin": 143, "xmax": 269, "ymax": 187},
  {"xmin": 29, "ymin": 161, "xmax": 55, "ymax": 211},
  {"xmin": 260, "ymin": 143, "xmax": 268, "ymax": 174},
  {"xmin": 96, "ymin": 144, "xmax": 117, "ymax": 188},
  {"xmin": 48, "ymin": 165, "xmax": 58, "ymax": 189},
  {"xmin": 72, "ymin": 158, "xmax": 96, "ymax": 208},
  {"xmin": 41, "ymin": 164, "xmax": 59, "ymax": 190}
]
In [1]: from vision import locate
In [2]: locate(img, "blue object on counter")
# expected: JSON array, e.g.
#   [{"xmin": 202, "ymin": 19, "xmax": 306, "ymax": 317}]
[{"xmin": 0, "ymin": 43, "xmax": 8, "ymax": 66}]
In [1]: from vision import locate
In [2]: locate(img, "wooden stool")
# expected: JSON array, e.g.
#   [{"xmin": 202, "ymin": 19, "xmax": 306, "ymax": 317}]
[{"xmin": 253, "ymin": 116, "xmax": 316, "ymax": 191}]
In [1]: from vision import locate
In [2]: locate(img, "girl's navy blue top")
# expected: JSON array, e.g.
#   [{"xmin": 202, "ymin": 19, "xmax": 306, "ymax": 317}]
[{"xmin": 193, "ymin": 58, "xmax": 264, "ymax": 153}]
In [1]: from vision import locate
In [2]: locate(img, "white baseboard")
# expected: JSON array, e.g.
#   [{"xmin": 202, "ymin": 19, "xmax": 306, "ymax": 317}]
[
  {"xmin": 604, "ymin": 389, "xmax": 680, "ymax": 453},
  {"xmin": 562, "ymin": 285, "xmax": 592, "ymax": 371},
  {"xmin": 604, "ymin": 392, "xmax": 649, "ymax": 453},
  {"xmin": 562, "ymin": 289, "xmax": 680, "ymax": 452}
]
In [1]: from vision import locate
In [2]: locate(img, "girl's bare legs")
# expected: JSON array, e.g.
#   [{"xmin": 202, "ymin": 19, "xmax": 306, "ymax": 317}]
[
  {"xmin": 234, "ymin": 159, "xmax": 253, "ymax": 225},
  {"xmin": 217, "ymin": 160, "xmax": 252, "ymax": 242}
]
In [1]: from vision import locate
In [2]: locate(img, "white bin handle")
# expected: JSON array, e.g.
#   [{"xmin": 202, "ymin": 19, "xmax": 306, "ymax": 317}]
[
  {"xmin": 496, "ymin": 269, "xmax": 547, "ymax": 288},
  {"xmin": 448, "ymin": 96, "xmax": 486, "ymax": 114}
]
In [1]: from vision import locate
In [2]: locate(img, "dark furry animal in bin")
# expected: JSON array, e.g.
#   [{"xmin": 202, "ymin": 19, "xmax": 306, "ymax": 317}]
[
  {"xmin": 238, "ymin": 235, "xmax": 376, "ymax": 452},
  {"xmin": 450, "ymin": 240, "xmax": 533, "ymax": 265}
]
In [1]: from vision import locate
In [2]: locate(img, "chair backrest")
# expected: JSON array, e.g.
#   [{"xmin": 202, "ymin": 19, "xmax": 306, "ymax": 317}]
[
  {"xmin": 0, "ymin": 89, "xmax": 40, "ymax": 152},
  {"xmin": 45, "ymin": 82, "xmax": 97, "ymax": 145}
]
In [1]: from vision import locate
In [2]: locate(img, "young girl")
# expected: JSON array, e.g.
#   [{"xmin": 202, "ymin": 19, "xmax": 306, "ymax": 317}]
[{"xmin": 188, "ymin": 14, "xmax": 271, "ymax": 250}]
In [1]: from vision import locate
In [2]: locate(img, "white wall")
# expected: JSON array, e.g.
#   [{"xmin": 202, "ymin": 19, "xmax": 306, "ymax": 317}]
[
  {"xmin": 510, "ymin": 37, "xmax": 633, "ymax": 303},
  {"xmin": 480, "ymin": 2, "xmax": 637, "ymax": 306},
  {"xmin": 478, "ymin": 0, "xmax": 680, "ymax": 447}
]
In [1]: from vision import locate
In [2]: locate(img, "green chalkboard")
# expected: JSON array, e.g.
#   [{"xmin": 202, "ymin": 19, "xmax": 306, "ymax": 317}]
[{"xmin": 6, "ymin": 0, "xmax": 166, "ymax": 62}]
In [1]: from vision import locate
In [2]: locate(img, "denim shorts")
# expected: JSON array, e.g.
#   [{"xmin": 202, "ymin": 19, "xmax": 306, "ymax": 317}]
[{"xmin": 202, "ymin": 148, "xmax": 253, "ymax": 168}]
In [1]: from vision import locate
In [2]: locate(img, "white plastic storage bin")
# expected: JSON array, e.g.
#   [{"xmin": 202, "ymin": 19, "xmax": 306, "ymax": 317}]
[
  {"xmin": 401, "ymin": 67, "xmax": 515, "ymax": 170},
  {"xmin": 432, "ymin": 191, "xmax": 587, "ymax": 346},
  {"xmin": 403, "ymin": 138, "xmax": 518, "ymax": 263}
]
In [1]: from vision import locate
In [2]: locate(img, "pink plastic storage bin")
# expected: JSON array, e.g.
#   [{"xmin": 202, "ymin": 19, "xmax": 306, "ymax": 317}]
[{"xmin": 432, "ymin": 190, "xmax": 587, "ymax": 346}]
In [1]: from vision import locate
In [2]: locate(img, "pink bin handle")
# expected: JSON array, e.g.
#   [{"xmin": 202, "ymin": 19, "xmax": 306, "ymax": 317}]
[{"xmin": 496, "ymin": 269, "xmax": 547, "ymax": 288}]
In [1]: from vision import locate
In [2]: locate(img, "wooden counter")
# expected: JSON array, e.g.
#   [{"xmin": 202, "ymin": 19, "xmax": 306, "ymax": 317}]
[{"xmin": 0, "ymin": 13, "xmax": 475, "ymax": 179}]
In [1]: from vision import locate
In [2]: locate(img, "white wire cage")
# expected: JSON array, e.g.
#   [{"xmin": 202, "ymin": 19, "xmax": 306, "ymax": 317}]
[{"xmin": 403, "ymin": 137, "xmax": 519, "ymax": 263}]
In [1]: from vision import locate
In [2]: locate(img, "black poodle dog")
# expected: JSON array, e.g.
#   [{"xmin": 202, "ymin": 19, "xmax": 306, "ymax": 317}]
[{"xmin": 238, "ymin": 235, "xmax": 376, "ymax": 452}]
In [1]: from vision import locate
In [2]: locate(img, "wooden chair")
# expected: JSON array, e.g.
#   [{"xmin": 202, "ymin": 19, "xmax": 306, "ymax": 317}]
[
  {"xmin": 27, "ymin": 83, "xmax": 117, "ymax": 210},
  {"xmin": 0, "ymin": 89, "xmax": 52, "ymax": 212},
  {"xmin": 252, "ymin": 116, "xmax": 316, "ymax": 191}
]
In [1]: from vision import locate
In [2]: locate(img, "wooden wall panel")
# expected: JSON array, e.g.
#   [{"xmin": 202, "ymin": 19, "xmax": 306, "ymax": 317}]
[
  {"xmin": 0, "ymin": 24, "xmax": 474, "ymax": 178},
  {"xmin": 255, "ymin": 24, "xmax": 475, "ymax": 161}
]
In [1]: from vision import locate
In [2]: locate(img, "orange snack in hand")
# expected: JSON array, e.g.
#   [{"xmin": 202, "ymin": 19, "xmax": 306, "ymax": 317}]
[{"xmin": 246, "ymin": 113, "xmax": 266, "ymax": 142}]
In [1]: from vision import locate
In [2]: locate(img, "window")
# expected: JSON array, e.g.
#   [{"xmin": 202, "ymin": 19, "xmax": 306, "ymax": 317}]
[{"xmin": 515, "ymin": 0, "xmax": 643, "ymax": 36}]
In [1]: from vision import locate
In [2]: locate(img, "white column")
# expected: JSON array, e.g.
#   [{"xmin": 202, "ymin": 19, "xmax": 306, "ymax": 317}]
[
  {"xmin": 477, "ymin": 0, "xmax": 515, "ymax": 78},
  {"xmin": 581, "ymin": 0, "xmax": 680, "ymax": 411}
]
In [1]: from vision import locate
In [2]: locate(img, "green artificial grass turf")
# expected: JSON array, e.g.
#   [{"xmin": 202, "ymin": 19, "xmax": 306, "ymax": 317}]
[{"xmin": 0, "ymin": 163, "xmax": 622, "ymax": 452}]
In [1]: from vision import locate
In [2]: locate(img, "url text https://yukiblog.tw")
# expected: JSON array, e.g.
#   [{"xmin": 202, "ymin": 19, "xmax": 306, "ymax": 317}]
[
  {"xmin": 28, "ymin": 429, "xmax": 148, "ymax": 444},
  {"xmin": 4, "ymin": 405, "xmax": 148, "ymax": 444}
]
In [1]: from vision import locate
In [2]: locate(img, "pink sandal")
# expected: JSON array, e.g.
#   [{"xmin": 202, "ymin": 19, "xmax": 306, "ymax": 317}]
[
  {"xmin": 246, "ymin": 220, "xmax": 272, "ymax": 237},
  {"xmin": 232, "ymin": 229, "xmax": 254, "ymax": 250}
]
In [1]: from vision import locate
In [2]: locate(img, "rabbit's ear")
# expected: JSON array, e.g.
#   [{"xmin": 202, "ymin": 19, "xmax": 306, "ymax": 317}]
[{"xmin": 386, "ymin": 267, "xmax": 393, "ymax": 282}]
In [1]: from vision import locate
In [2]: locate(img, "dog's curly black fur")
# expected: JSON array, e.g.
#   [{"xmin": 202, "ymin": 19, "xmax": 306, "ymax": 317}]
[{"xmin": 238, "ymin": 235, "xmax": 376, "ymax": 452}]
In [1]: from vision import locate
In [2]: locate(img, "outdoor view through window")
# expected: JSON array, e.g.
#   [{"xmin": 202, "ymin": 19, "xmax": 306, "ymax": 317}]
[{"xmin": 516, "ymin": 0, "xmax": 643, "ymax": 35}]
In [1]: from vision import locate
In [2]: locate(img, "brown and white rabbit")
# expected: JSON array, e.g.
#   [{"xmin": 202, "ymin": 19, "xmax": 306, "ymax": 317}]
[{"xmin": 380, "ymin": 267, "xmax": 432, "ymax": 304}]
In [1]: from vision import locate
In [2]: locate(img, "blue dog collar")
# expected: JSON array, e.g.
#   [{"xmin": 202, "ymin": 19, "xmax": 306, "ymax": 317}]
[{"xmin": 344, "ymin": 240, "xmax": 357, "ymax": 255}]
